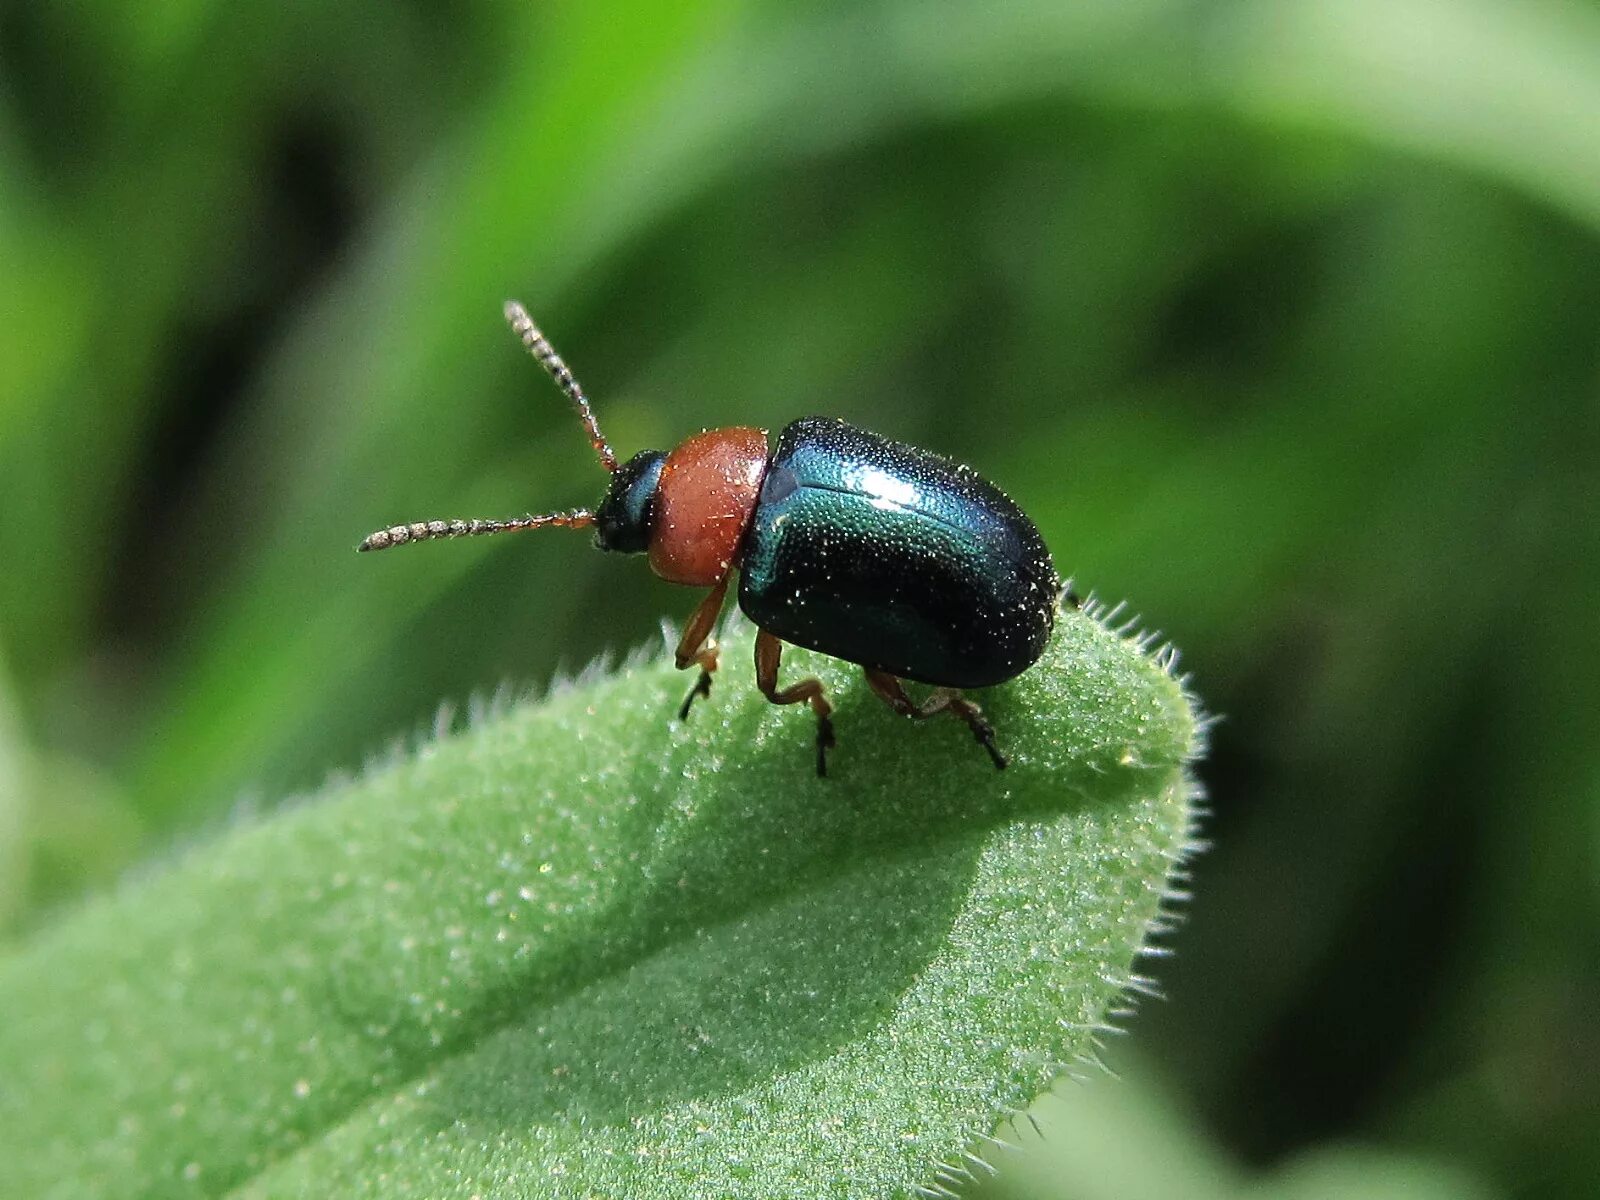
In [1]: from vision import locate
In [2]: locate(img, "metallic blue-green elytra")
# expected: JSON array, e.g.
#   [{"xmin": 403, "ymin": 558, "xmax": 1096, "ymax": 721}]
[{"xmin": 737, "ymin": 417, "xmax": 1059, "ymax": 689}]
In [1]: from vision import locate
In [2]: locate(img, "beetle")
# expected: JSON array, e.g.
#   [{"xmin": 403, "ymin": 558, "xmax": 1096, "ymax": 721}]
[{"xmin": 361, "ymin": 301, "xmax": 1059, "ymax": 776}]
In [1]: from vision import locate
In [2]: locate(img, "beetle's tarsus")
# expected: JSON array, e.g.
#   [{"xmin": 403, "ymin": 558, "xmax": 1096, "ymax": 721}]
[
  {"xmin": 973, "ymin": 723, "xmax": 1007, "ymax": 770},
  {"xmin": 953, "ymin": 697, "xmax": 1006, "ymax": 770},
  {"xmin": 678, "ymin": 670, "xmax": 714, "ymax": 721},
  {"xmin": 815, "ymin": 714, "xmax": 836, "ymax": 777}
]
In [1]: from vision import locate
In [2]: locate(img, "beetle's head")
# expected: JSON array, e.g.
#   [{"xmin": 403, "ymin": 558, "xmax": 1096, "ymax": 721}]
[{"xmin": 593, "ymin": 449, "xmax": 665, "ymax": 554}]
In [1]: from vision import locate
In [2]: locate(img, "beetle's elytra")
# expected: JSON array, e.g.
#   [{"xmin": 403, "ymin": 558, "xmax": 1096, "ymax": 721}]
[{"xmin": 361, "ymin": 302, "xmax": 1060, "ymax": 776}]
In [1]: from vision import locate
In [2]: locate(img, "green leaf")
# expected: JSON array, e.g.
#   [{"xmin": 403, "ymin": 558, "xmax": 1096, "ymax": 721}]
[{"xmin": 0, "ymin": 607, "xmax": 1200, "ymax": 1199}]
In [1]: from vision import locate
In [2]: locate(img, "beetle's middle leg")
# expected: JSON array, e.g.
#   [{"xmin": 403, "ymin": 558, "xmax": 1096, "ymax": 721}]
[
  {"xmin": 754, "ymin": 629, "xmax": 836, "ymax": 777},
  {"xmin": 674, "ymin": 575, "xmax": 729, "ymax": 721},
  {"xmin": 863, "ymin": 668, "xmax": 1007, "ymax": 770}
]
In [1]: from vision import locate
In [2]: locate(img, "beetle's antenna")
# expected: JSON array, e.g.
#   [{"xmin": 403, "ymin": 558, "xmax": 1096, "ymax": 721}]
[
  {"xmin": 359, "ymin": 510, "xmax": 594, "ymax": 552},
  {"xmin": 503, "ymin": 300, "xmax": 619, "ymax": 474}
]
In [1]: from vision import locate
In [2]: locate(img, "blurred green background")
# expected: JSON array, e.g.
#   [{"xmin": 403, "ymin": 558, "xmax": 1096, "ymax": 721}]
[{"xmin": 1, "ymin": 0, "xmax": 1596, "ymax": 1196}]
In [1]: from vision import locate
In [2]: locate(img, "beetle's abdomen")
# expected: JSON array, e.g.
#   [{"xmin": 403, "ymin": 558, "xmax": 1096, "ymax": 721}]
[{"xmin": 737, "ymin": 417, "xmax": 1058, "ymax": 688}]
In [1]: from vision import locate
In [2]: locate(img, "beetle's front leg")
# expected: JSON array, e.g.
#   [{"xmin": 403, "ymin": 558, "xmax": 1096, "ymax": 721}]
[{"xmin": 674, "ymin": 575, "xmax": 730, "ymax": 720}]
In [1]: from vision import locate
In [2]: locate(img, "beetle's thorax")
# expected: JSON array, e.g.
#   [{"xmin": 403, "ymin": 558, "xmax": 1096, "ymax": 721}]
[{"xmin": 648, "ymin": 426, "xmax": 769, "ymax": 587}]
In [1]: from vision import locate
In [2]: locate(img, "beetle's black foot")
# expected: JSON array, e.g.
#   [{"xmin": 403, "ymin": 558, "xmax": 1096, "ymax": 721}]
[
  {"xmin": 950, "ymin": 697, "xmax": 1006, "ymax": 770},
  {"xmin": 974, "ymin": 724, "xmax": 1008, "ymax": 771},
  {"xmin": 677, "ymin": 670, "xmax": 713, "ymax": 721},
  {"xmin": 815, "ymin": 714, "xmax": 837, "ymax": 777}
]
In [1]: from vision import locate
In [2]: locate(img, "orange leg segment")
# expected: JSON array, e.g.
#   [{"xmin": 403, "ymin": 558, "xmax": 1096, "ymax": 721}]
[
  {"xmin": 754, "ymin": 629, "xmax": 836, "ymax": 777},
  {"xmin": 674, "ymin": 576, "xmax": 729, "ymax": 721},
  {"xmin": 863, "ymin": 668, "xmax": 1007, "ymax": 770}
]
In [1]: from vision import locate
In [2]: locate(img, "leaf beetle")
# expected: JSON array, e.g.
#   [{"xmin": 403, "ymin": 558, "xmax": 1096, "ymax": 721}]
[{"xmin": 361, "ymin": 302, "xmax": 1060, "ymax": 775}]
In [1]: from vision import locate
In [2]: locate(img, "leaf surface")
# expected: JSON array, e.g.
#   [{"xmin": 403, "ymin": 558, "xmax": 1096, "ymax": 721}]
[{"xmin": 0, "ymin": 609, "xmax": 1199, "ymax": 1199}]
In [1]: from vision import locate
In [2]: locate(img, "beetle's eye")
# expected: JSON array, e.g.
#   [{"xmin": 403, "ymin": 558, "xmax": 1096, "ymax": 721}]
[{"xmin": 594, "ymin": 450, "xmax": 666, "ymax": 554}]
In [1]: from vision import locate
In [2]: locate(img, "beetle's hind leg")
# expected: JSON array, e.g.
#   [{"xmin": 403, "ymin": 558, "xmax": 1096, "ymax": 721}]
[
  {"xmin": 754, "ymin": 630, "xmax": 836, "ymax": 777},
  {"xmin": 674, "ymin": 576, "xmax": 729, "ymax": 721},
  {"xmin": 863, "ymin": 669, "xmax": 1007, "ymax": 770}
]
